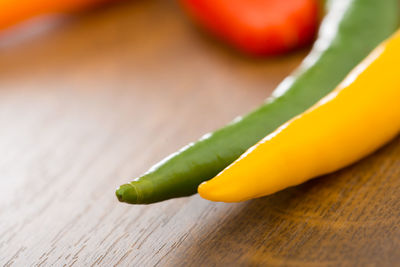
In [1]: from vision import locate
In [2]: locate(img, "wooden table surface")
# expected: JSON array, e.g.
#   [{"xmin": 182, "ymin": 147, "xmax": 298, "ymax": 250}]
[{"xmin": 1, "ymin": 1, "xmax": 399, "ymax": 266}]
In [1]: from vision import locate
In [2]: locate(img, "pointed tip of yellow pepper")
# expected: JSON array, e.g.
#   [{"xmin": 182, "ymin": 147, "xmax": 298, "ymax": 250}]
[
  {"xmin": 198, "ymin": 174, "xmax": 258, "ymax": 203},
  {"xmin": 197, "ymin": 181, "xmax": 213, "ymax": 201},
  {"xmin": 198, "ymin": 180, "xmax": 238, "ymax": 202}
]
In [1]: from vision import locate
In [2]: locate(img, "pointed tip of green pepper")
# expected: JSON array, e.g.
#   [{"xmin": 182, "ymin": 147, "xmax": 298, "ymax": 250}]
[{"xmin": 115, "ymin": 183, "xmax": 139, "ymax": 204}]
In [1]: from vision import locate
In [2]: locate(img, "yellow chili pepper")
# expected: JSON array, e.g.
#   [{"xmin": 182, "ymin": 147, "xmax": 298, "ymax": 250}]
[{"xmin": 198, "ymin": 29, "xmax": 400, "ymax": 203}]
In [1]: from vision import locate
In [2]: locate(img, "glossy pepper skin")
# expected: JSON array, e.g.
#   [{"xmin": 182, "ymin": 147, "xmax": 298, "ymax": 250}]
[
  {"xmin": 180, "ymin": 0, "xmax": 319, "ymax": 56},
  {"xmin": 116, "ymin": 0, "xmax": 399, "ymax": 205},
  {"xmin": 199, "ymin": 30, "xmax": 400, "ymax": 202},
  {"xmin": 0, "ymin": 0, "xmax": 112, "ymax": 30}
]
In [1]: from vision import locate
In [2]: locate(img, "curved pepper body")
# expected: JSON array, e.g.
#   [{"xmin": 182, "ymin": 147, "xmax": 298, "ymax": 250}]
[
  {"xmin": 199, "ymin": 30, "xmax": 400, "ymax": 202},
  {"xmin": 116, "ymin": 0, "xmax": 399, "ymax": 204}
]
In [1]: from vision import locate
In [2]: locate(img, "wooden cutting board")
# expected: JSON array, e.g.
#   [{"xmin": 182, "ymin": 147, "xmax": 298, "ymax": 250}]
[{"xmin": 1, "ymin": 0, "xmax": 399, "ymax": 266}]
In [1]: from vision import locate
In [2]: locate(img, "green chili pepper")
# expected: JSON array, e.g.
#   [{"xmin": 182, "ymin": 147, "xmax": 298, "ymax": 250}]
[{"xmin": 116, "ymin": 0, "xmax": 399, "ymax": 204}]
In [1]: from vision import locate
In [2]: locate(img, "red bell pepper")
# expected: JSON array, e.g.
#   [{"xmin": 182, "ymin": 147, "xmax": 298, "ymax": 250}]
[{"xmin": 180, "ymin": 0, "xmax": 319, "ymax": 56}]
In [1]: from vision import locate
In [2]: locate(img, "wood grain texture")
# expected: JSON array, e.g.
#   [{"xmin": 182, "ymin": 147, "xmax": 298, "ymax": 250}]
[{"xmin": 0, "ymin": 1, "xmax": 399, "ymax": 266}]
